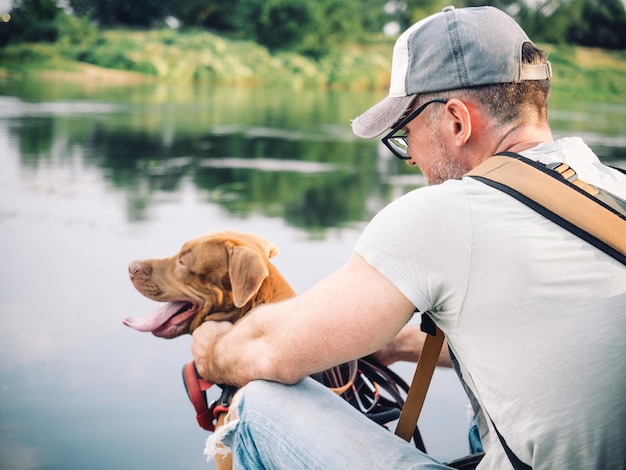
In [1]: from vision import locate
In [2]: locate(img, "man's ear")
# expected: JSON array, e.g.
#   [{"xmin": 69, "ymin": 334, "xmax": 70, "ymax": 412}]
[
  {"xmin": 443, "ymin": 99, "xmax": 472, "ymax": 147},
  {"xmin": 228, "ymin": 245, "xmax": 269, "ymax": 308}
]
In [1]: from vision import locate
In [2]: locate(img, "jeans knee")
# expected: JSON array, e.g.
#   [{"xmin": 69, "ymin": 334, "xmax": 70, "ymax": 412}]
[{"xmin": 203, "ymin": 380, "xmax": 286, "ymax": 462}]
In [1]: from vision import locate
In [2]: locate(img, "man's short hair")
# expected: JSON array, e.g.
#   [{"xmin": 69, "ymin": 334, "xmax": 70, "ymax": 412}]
[{"xmin": 419, "ymin": 42, "xmax": 551, "ymax": 126}]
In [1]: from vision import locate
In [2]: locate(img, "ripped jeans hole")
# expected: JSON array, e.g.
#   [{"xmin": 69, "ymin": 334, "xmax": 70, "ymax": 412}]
[{"xmin": 203, "ymin": 388, "xmax": 243, "ymax": 461}]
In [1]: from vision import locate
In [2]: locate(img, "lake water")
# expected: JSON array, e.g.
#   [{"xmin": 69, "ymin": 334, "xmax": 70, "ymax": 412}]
[{"xmin": 0, "ymin": 77, "xmax": 624, "ymax": 470}]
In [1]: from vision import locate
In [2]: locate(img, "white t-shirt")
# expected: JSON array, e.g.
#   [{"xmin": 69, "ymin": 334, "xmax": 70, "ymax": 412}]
[{"xmin": 355, "ymin": 138, "xmax": 626, "ymax": 469}]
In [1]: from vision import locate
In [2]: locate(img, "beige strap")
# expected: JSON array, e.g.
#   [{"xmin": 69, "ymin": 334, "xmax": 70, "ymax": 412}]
[
  {"xmin": 395, "ymin": 325, "xmax": 445, "ymax": 442},
  {"xmin": 520, "ymin": 62, "xmax": 552, "ymax": 81},
  {"xmin": 466, "ymin": 156, "xmax": 626, "ymax": 255}
]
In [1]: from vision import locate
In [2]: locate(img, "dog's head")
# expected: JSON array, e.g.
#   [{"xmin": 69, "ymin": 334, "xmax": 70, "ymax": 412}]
[{"xmin": 123, "ymin": 230, "xmax": 285, "ymax": 339}]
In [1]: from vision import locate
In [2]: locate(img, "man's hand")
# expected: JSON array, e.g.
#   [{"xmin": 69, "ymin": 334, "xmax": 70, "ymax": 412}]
[{"xmin": 191, "ymin": 320, "xmax": 234, "ymax": 383}]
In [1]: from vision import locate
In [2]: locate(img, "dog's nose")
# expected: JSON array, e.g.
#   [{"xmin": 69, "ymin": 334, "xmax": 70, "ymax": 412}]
[{"xmin": 128, "ymin": 261, "xmax": 148, "ymax": 278}]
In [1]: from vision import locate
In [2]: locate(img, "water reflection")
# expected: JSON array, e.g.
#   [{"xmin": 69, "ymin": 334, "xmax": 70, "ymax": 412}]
[
  {"xmin": 0, "ymin": 78, "xmax": 624, "ymax": 470},
  {"xmin": 2, "ymin": 81, "xmax": 624, "ymax": 235},
  {"xmin": 1, "ymin": 84, "xmax": 412, "ymax": 234}
]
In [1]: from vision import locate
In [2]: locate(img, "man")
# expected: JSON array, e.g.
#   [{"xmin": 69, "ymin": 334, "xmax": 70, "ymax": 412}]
[{"xmin": 192, "ymin": 6, "xmax": 626, "ymax": 468}]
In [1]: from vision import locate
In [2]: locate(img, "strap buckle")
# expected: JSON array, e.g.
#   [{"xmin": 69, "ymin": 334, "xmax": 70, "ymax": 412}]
[
  {"xmin": 546, "ymin": 161, "xmax": 577, "ymax": 181},
  {"xmin": 546, "ymin": 161, "xmax": 600, "ymax": 196},
  {"xmin": 420, "ymin": 311, "xmax": 437, "ymax": 336}
]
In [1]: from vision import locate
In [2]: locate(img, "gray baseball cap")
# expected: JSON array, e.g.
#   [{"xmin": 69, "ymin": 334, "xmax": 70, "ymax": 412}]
[{"xmin": 352, "ymin": 6, "xmax": 552, "ymax": 138}]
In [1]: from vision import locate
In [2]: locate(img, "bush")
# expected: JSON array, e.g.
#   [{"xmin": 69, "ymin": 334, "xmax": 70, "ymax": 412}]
[
  {"xmin": 78, "ymin": 46, "xmax": 159, "ymax": 76},
  {"xmin": 55, "ymin": 14, "xmax": 97, "ymax": 46}
]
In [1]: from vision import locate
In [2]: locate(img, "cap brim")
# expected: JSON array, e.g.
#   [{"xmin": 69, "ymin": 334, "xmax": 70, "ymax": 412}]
[{"xmin": 351, "ymin": 95, "xmax": 416, "ymax": 139}]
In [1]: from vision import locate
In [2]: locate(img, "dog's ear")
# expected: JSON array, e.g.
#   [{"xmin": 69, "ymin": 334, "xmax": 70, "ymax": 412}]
[
  {"xmin": 240, "ymin": 233, "xmax": 279, "ymax": 259},
  {"xmin": 228, "ymin": 245, "xmax": 270, "ymax": 308},
  {"xmin": 219, "ymin": 231, "xmax": 279, "ymax": 259},
  {"xmin": 256, "ymin": 238, "xmax": 279, "ymax": 259}
]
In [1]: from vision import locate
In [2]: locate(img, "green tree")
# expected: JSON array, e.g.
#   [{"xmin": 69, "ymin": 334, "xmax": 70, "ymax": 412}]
[
  {"xmin": 569, "ymin": 0, "xmax": 626, "ymax": 49},
  {"xmin": 0, "ymin": 0, "xmax": 61, "ymax": 45},
  {"xmin": 402, "ymin": 0, "xmax": 445, "ymax": 29},
  {"xmin": 514, "ymin": 0, "xmax": 579, "ymax": 45},
  {"xmin": 235, "ymin": 0, "xmax": 314, "ymax": 51},
  {"xmin": 233, "ymin": 0, "xmax": 382, "ymax": 57},
  {"xmin": 172, "ymin": 0, "xmax": 239, "ymax": 31},
  {"xmin": 68, "ymin": 0, "xmax": 176, "ymax": 27},
  {"xmin": 459, "ymin": 0, "xmax": 626, "ymax": 49}
]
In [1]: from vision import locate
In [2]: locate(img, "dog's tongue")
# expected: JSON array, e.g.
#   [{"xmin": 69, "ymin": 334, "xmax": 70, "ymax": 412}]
[{"xmin": 123, "ymin": 301, "xmax": 188, "ymax": 332}]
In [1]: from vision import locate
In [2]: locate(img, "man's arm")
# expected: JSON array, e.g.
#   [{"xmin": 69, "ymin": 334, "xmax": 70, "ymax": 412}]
[
  {"xmin": 370, "ymin": 324, "xmax": 452, "ymax": 368},
  {"xmin": 192, "ymin": 253, "xmax": 416, "ymax": 387}
]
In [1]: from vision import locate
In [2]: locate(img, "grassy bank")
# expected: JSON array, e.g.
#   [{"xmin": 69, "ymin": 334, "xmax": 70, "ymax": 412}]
[{"xmin": 1, "ymin": 28, "xmax": 625, "ymax": 102}]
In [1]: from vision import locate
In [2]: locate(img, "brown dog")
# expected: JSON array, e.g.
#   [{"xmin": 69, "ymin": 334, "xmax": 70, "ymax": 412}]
[
  {"xmin": 124, "ymin": 230, "xmax": 296, "ymax": 469},
  {"xmin": 124, "ymin": 230, "xmax": 295, "ymax": 337}
]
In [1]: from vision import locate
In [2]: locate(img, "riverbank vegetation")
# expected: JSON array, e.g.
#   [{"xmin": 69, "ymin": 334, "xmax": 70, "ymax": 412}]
[{"xmin": 1, "ymin": 0, "xmax": 625, "ymax": 101}]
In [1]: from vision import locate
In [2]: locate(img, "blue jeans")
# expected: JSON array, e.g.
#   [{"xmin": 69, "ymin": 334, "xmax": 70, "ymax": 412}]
[
  {"xmin": 468, "ymin": 416, "xmax": 484, "ymax": 455},
  {"xmin": 205, "ymin": 377, "xmax": 451, "ymax": 469}
]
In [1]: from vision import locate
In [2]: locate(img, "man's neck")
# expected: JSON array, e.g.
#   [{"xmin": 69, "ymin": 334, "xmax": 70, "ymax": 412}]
[
  {"xmin": 494, "ymin": 125, "xmax": 553, "ymax": 156},
  {"xmin": 503, "ymin": 141, "xmax": 548, "ymax": 154}
]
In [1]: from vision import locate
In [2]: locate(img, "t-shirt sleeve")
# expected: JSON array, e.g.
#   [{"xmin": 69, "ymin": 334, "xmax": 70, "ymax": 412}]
[{"xmin": 354, "ymin": 182, "xmax": 473, "ymax": 328}]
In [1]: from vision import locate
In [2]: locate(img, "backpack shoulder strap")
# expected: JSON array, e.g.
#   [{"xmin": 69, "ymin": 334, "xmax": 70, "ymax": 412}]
[
  {"xmin": 465, "ymin": 153, "xmax": 626, "ymax": 265},
  {"xmin": 395, "ymin": 314, "xmax": 444, "ymax": 442}
]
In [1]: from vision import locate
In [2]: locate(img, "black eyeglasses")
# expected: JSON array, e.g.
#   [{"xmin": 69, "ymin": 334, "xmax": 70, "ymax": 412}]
[{"xmin": 381, "ymin": 99, "xmax": 448, "ymax": 160}]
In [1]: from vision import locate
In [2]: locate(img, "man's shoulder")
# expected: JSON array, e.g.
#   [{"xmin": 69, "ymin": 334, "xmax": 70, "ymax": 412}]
[
  {"xmin": 394, "ymin": 176, "xmax": 504, "ymax": 211},
  {"xmin": 374, "ymin": 179, "xmax": 478, "ymax": 233},
  {"xmin": 398, "ymin": 178, "xmax": 471, "ymax": 203}
]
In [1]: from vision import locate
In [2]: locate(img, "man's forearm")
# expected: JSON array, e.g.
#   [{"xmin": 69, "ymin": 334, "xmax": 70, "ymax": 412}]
[
  {"xmin": 192, "ymin": 303, "xmax": 312, "ymax": 388},
  {"xmin": 372, "ymin": 324, "xmax": 452, "ymax": 367}
]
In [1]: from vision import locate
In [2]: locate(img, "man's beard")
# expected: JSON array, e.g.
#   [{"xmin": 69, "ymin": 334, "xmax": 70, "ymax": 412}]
[
  {"xmin": 422, "ymin": 126, "xmax": 470, "ymax": 185},
  {"xmin": 425, "ymin": 153, "xmax": 469, "ymax": 185}
]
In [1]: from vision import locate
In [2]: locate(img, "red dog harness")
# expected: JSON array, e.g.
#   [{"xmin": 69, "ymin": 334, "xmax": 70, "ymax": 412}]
[{"xmin": 182, "ymin": 361, "xmax": 235, "ymax": 432}]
